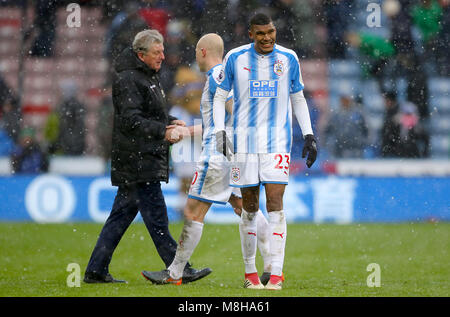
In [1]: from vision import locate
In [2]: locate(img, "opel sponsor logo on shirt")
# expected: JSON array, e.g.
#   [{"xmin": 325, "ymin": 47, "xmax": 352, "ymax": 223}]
[{"xmin": 248, "ymin": 80, "xmax": 278, "ymax": 98}]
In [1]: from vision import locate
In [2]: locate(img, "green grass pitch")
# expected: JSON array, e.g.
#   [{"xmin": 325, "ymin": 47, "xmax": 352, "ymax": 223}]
[{"xmin": 0, "ymin": 222, "xmax": 448, "ymax": 297}]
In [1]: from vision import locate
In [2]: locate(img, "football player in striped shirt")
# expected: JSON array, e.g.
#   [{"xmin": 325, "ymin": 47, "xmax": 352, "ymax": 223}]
[
  {"xmin": 213, "ymin": 13, "xmax": 317, "ymax": 290},
  {"xmin": 141, "ymin": 33, "xmax": 273, "ymax": 286}
]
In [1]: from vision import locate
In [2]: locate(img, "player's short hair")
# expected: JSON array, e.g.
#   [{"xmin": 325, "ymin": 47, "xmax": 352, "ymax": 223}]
[
  {"xmin": 132, "ymin": 29, "xmax": 164, "ymax": 54},
  {"xmin": 249, "ymin": 13, "xmax": 272, "ymax": 28}
]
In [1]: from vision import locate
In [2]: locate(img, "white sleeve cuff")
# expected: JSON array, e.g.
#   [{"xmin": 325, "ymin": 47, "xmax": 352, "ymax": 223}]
[{"xmin": 291, "ymin": 90, "xmax": 314, "ymax": 137}]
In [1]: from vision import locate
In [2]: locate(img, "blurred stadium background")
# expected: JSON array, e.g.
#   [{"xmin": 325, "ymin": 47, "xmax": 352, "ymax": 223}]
[{"xmin": 0, "ymin": 0, "xmax": 448, "ymax": 224}]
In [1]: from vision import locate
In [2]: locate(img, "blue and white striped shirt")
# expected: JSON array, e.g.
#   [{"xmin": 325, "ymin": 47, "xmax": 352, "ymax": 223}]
[
  {"xmin": 218, "ymin": 43, "xmax": 305, "ymax": 154},
  {"xmin": 200, "ymin": 64, "xmax": 232, "ymax": 157}
]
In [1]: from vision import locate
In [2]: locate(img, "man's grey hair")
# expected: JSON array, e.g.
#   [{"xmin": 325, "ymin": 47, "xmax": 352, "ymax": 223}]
[{"xmin": 132, "ymin": 29, "xmax": 164, "ymax": 54}]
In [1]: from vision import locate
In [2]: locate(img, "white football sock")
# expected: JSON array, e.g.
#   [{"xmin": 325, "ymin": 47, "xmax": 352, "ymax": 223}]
[
  {"xmin": 268, "ymin": 210, "xmax": 287, "ymax": 277},
  {"xmin": 168, "ymin": 219, "xmax": 204, "ymax": 279},
  {"xmin": 239, "ymin": 209, "xmax": 258, "ymax": 274},
  {"xmin": 256, "ymin": 210, "xmax": 271, "ymax": 273}
]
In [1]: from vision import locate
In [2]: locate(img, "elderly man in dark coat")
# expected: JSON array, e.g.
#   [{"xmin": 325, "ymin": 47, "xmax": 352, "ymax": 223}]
[{"xmin": 84, "ymin": 29, "xmax": 211, "ymax": 284}]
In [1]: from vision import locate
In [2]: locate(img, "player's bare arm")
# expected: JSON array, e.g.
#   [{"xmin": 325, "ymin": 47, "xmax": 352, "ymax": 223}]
[{"xmin": 185, "ymin": 99, "xmax": 233, "ymax": 137}]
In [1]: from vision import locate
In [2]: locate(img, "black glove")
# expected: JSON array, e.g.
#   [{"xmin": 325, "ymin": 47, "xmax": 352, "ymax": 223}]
[
  {"xmin": 302, "ymin": 134, "xmax": 317, "ymax": 168},
  {"xmin": 215, "ymin": 130, "xmax": 233, "ymax": 160}
]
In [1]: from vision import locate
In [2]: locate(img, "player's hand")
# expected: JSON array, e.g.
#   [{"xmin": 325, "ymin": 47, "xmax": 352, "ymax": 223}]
[
  {"xmin": 215, "ymin": 130, "xmax": 233, "ymax": 160},
  {"xmin": 165, "ymin": 126, "xmax": 189, "ymax": 144},
  {"xmin": 302, "ymin": 134, "xmax": 317, "ymax": 168},
  {"xmin": 170, "ymin": 119, "xmax": 186, "ymax": 127},
  {"xmin": 165, "ymin": 126, "xmax": 181, "ymax": 143}
]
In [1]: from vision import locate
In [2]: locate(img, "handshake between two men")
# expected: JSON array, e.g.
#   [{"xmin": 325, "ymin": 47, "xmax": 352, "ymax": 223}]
[
  {"xmin": 165, "ymin": 120, "xmax": 191, "ymax": 144},
  {"xmin": 165, "ymin": 122, "xmax": 318, "ymax": 168}
]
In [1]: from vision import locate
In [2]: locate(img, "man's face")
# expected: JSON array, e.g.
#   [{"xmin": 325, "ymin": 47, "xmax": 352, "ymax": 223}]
[
  {"xmin": 384, "ymin": 97, "xmax": 395, "ymax": 109},
  {"xmin": 340, "ymin": 96, "xmax": 352, "ymax": 110},
  {"xmin": 139, "ymin": 42, "xmax": 165, "ymax": 71},
  {"xmin": 249, "ymin": 22, "xmax": 276, "ymax": 54},
  {"xmin": 20, "ymin": 136, "xmax": 33, "ymax": 147}
]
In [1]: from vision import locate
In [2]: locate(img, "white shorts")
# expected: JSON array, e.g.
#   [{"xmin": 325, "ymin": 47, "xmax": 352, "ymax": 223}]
[
  {"xmin": 230, "ymin": 153, "xmax": 290, "ymax": 187},
  {"xmin": 188, "ymin": 155, "xmax": 241, "ymax": 204}
]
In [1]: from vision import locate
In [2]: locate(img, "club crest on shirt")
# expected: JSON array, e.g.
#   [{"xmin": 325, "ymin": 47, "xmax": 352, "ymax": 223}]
[
  {"xmin": 273, "ymin": 60, "xmax": 284, "ymax": 76},
  {"xmin": 231, "ymin": 167, "xmax": 240, "ymax": 182},
  {"xmin": 217, "ymin": 68, "xmax": 225, "ymax": 83}
]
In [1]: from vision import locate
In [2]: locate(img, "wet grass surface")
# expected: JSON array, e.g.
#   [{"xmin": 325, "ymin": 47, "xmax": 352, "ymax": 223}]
[{"xmin": 0, "ymin": 222, "xmax": 448, "ymax": 297}]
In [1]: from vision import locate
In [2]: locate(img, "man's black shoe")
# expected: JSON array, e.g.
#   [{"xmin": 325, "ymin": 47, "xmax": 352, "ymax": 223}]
[
  {"xmin": 83, "ymin": 272, "xmax": 127, "ymax": 284},
  {"xmin": 182, "ymin": 266, "xmax": 212, "ymax": 284}
]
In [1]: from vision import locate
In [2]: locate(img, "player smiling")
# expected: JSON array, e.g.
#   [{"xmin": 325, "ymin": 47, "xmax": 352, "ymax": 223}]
[
  {"xmin": 141, "ymin": 33, "xmax": 272, "ymax": 286},
  {"xmin": 213, "ymin": 12, "xmax": 317, "ymax": 290}
]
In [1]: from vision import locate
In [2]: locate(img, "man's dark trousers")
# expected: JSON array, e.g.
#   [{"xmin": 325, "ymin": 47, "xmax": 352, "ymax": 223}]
[{"xmin": 85, "ymin": 181, "xmax": 178, "ymax": 276}]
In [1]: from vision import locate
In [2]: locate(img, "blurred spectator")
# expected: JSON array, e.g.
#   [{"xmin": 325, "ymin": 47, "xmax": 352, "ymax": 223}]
[
  {"xmin": 411, "ymin": 0, "xmax": 443, "ymax": 41},
  {"xmin": 324, "ymin": 0, "xmax": 354, "ymax": 59},
  {"xmin": 289, "ymin": 0, "xmax": 320, "ymax": 58},
  {"xmin": 226, "ymin": 16, "xmax": 250, "ymax": 49},
  {"xmin": 169, "ymin": 0, "xmax": 207, "ymax": 39},
  {"xmin": 224, "ymin": 0, "xmax": 263, "ymax": 49},
  {"xmin": 57, "ymin": 80, "xmax": 86, "ymax": 156},
  {"xmin": 384, "ymin": 0, "xmax": 416, "ymax": 79},
  {"xmin": 382, "ymin": 0, "xmax": 431, "ymax": 120},
  {"xmin": 268, "ymin": 0, "xmax": 320, "ymax": 58},
  {"xmin": 381, "ymin": 91, "xmax": 401, "ymax": 157},
  {"xmin": 383, "ymin": 0, "xmax": 427, "ymax": 117},
  {"xmin": 346, "ymin": 31, "xmax": 396, "ymax": 93},
  {"xmin": 43, "ymin": 105, "xmax": 59, "ymax": 154},
  {"xmin": 381, "ymin": 92, "xmax": 429, "ymax": 158},
  {"xmin": 159, "ymin": 20, "xmax": 197, "ymax": 90},
  {"xmin": 101, "ymin": 0, "xmax": 126, "ymax": 24},
  {"xmin": 347, "ymin": 33, "xmax": 396, "ymax": 61},
  {"xmin": 411, "ymin": 0, "xmax": 443, "ymax": 66},
  {"xmin": 96, "ymin": 88, "xmax": 114, "ymax": 162},
  {"xmin": 405, "ymin": 54, "xmax": 430, "ymax": 120},
  {"xmin": 159, "ymin": 45, "xmax": 180, "ymax": 92},
  {"xmin": 346, "ymin": 2, "xmax": 431, "ymax": 122},
  {"xmin": 168, "ymin": 66, "xmax": 203, "ymax": 214},
  {"xmin": 1, "ymin": 0, "xmax": 443, "ymax": 164},
  {"xmin": 436, "ymin": 0, "xmax": 450, "ymax": 75},
  {"xmin": 168, "ymin": 21, "xmax": 198, "ymax": 66},
  {"xmin": 11, "ymin": 127, "xmax": 49, "ymax": 174},
  {"xmin": 105, "ymin": 1, "xmax": 148, "ymax": 64},
  {"xmin": 29, "ymin": 0, "xmax": 58, "ymax": 58},
  {"xmin": 169, "ymin": 66, "xmax": 204, "ymax": 115},
  {"xmin": 196, "ymin": 0, "xmax": 228, "ymax": 36},
  {"xmin": 395, "ymin": 101, "xmax": 429, "ymax": 157},
  {"xmin": 269, "ymin": 0, "xmax": 299, "ymax": 50},
  {"xmin": 104, "ymin": 5, "xmax": 130, "ymax": 57},
  {"xmin": 0, "ymin": 125, "xmax": 14, "ymax": 157},
  {"xmin": 325, "ymin": 95, "xmax": 368, "ymax": 158},
  {"xmin": 384, "ymin": 0, "xmax": 415, "ymax": 57},
  {"xmin": 0, "ymin": 73, "xmax": 21, "ymax": 143},
  {"xmin": 103, "ymin": 1, "xmax": 150, "ymax": 87},
  {"xmin": 139, "ymin": 2, "xmax": 170, "ymax": 37},
  {"xmin": 267, "ymin": 0, "xmax": 321, "ymax": 58}
]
